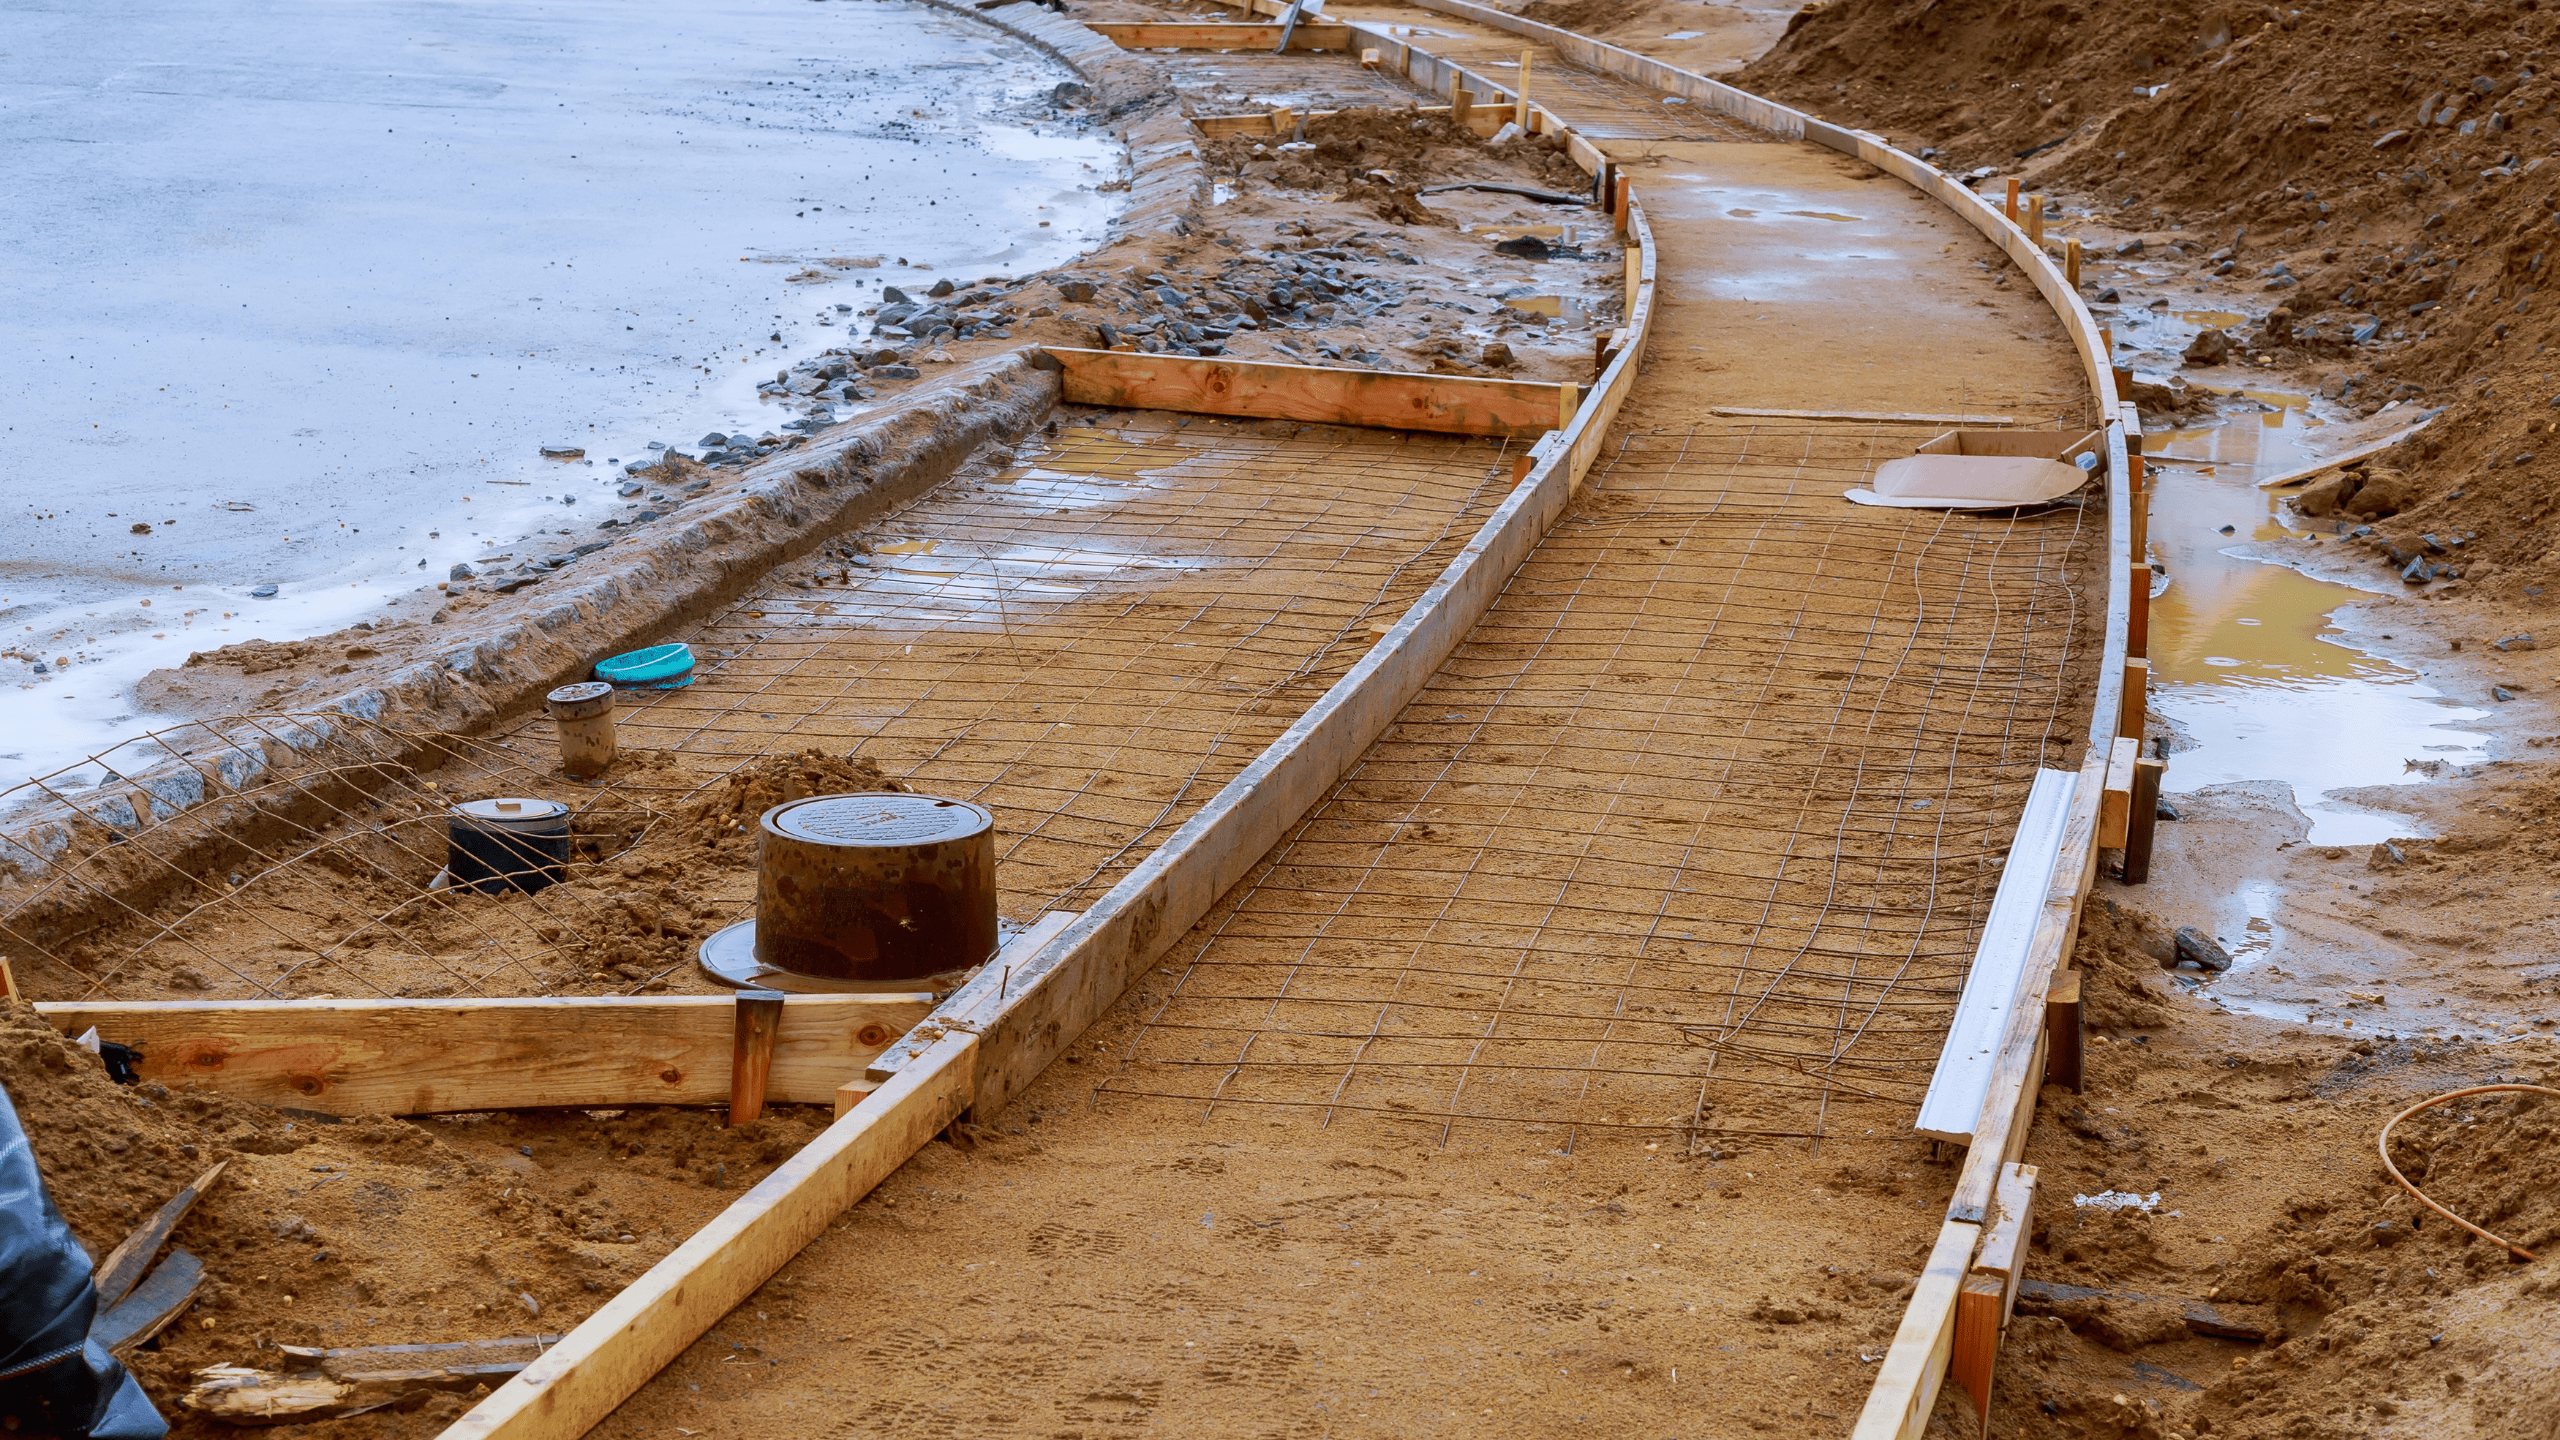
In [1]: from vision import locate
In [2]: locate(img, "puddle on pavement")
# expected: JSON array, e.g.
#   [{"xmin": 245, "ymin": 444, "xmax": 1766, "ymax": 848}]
[
  {"xmin": 1500, "ymin": 293, "xmax": 1590, "ymax": 323},
  {"xmin": 1783, "ymin": 210, "xmax": 1862, "ymax": 222},
  {"xmin": 2173, "ymin": 309, "xmax": 2247, "ymax": 329},
  {"xmin": 2146, "ymin": 394, "xmax": 2490, "ymax": 845}
]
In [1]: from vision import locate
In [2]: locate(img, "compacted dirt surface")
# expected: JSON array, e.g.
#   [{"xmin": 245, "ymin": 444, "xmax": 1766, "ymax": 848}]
[{"xmin": 15, "ymin": 4, "xmax": 2560, "ymax": 1440}]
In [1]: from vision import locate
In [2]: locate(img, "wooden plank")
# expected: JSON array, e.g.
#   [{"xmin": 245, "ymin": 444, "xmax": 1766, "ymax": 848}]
[
  {"xmin": 92, "ymin": 1160, "xmax": 224, "ymax": 1312},
  {"xmin": 2099, "ymin": 735, "xmax": 2138, "ymax": 850},
  {"xmin": 1043, "ymin": 346, "xmax": 1565, "ymax": 438},
  {"xmin": 1708, "ymin": 407, "xmax": 2016, "ymax": 426},
  {"xmin": 2253, "ymin": 411, "xmax": 2440, "ymax": 488},
  {"xmin": 1850, "ymin": 1219, "xmax": 1980, "ymax": 1440},
  {"xmin": 1974, "ymin": 1162, "xmax": 2038, "ymax": 1307},
  {"xmin": 280, "ymin": 1336, "xmax": 566, "ymax": 1369},
  {"xmin": 36, "ymin": 994, "xmax": 930, "ymax": 1116},
  {"xmin": 1085, "ymin": 21, "xmax": 1350, "ymax": 50},
  {"xmin": 1913, "ymin": 768, "xmax": 2076, "ymax": 1143},
  {"xmin": 442, "ymin": 1027, "xmax": 978, "ymax": 1440},
  {"xmin": 93, "ymin": 1249, "xmax": 203, "ymax": 1355},
  {"xmin": 2122, "ymin": 756, "xmax": 2166, "ymax": 885}
]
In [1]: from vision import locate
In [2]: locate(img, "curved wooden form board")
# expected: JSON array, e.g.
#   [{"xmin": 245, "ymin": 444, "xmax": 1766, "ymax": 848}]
[{"xmin": 1043, "ymin": 347, "xmax": 1567, "ymax": 438}]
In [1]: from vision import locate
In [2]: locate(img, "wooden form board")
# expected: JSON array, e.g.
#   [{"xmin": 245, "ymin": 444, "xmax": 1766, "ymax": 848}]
[
  {"xmin": 1911, "ymin": 768, "xmax": 2076, "ymax": 1144},
  {"xmin": 1044, "ymin": 347, "xmax": 1566, "ymax": 439},
  {"xmin": 1087, "ymin": 21, "xmax": 1350, "ymax": 50},
  {"xmin": 37, "ymin": 994, "xmax": 932, "ymax": 1115}
]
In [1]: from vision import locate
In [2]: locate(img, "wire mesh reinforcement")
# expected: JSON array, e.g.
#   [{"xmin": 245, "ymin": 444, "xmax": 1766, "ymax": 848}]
[
  {"xmin": 2, "ymin": 422, "xmax": 1523, "ymax": 1004},
  {"xmin": 1418, "ymin": 37, "xmax": 1776, "ymax": 143},
  {"xmin": 1097, "ymin": 421, "xmax": 2100, "ymax": 1151}
]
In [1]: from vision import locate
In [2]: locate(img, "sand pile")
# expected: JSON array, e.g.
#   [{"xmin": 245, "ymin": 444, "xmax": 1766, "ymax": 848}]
[
  {"xmin": 1742, "ymin": 0, "xmax": 2560, "ymax": 604},
  {"xmin": 0, "ymin": 999, "xmax": 831, "ymax": 1436}
]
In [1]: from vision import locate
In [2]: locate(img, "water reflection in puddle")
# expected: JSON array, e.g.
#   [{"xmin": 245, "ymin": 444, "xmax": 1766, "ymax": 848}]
[{"xmin": 2147, "ymin": 396, "xmax": 2489, "ymax": 844}]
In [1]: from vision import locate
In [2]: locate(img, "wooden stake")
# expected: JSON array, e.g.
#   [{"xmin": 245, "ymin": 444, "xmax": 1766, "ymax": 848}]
[
  {"xmin": 1558, "ymin": 380, "xmax": 1579, "ymax": 433},
  {"xmin": 2099, "ymin": 736, "xmax": 2138, "ymax": 849},
  {"xmin": 2127, "ymin": 561, "xmax": 2151, "ymax": 659},
  {"xmin": 2065, "ymin": 237, "xmax": 2081, "ymax": 288},
  {"xmin": 1270, "ymin": 104, "xmax": 1293, "ymax": 137},
  {"xmin": 1452, "ymin": 87, "xmax": 1473, "ymax": 127},
  {"xmin": 1613, "ymin": 175, "xmax": 1631, "ymax": 237},
  {"xmin": 2122, "ymin": 757, "xmax": 2166, "ymax": 885},
  {"xmin": 2043, "ymin": 969, "xmax": 2083, "ymax": 1092},
  {"xmin": 728, "ymin": 990, "xmax": 784, "ymax": 1127},
  {"xmin": 1360, "ymin": 47, "xmax": 1379, "ymax": 69},
  {"xmin": 2003, "ymin": 177, "xmax": 2020, "ymax": 222},
  {"xmin": 2119, "ymin": 658, "xmax": 2149, "ymax": 741},
  {"xmin": 1513, "ymin": 453, "xmax": 1535, "ymax": 485},
  {"xmin": 2026, "ymin": 194, "xmax": 2044, "ymax": 247},
  {"xmin": 1516, "ymin": 50, "xmax": 1533, "ymax": 131},
  {"xmin": 1948, "ymin": 1274, "xmax": 2007, "ymax": 1435}
]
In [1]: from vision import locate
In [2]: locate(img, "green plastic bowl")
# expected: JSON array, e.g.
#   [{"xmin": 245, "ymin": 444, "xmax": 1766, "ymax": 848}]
[{"xmin": 595, "ymin": 642, "xmax": 695, "ymax": 689}]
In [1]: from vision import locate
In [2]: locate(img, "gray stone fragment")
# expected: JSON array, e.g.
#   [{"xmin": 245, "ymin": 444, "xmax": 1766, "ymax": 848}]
[{"xmin": 2172, "ymin": 926, "xmax": 2233, "ymax": 972}]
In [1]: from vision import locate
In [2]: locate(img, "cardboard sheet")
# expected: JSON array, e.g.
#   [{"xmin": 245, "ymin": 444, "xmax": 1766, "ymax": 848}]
[{"xmin": 1845, "ymin": 454, "xmax": 2090, "ymax": 510}]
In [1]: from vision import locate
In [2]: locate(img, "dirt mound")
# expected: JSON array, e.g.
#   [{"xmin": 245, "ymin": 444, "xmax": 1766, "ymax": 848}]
[
  {"xmin": 0, "ymin": 999, "xmax": 830, "ymax": 1436},
  {"xmin": 666, "ymin": 747, "xmax": 904, "ymax": 849},
  {"xmin": 1741, "ymin": 0, "xmax": 2560, "ymax": 604},
  {"xmin": 1202, "ymin": 106, "xmax": 1592, "ymax": 227}
]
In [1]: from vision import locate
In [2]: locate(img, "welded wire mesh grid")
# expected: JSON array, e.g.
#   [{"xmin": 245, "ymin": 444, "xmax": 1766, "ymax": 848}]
[
  {"xmin": 489, "ymin": 420, "xmax": 1526, "ymax": 921},
  {"xmin": 1096, "ymin": 420, "xmax": 2101, "ymax": 1149},
  {"xmin": 3, "ymin": 423, "xmax": 1521, "ymax": 1003},
  {"xmin": 1417, "ymin": 38, "xmax": 1776, "ymax": 143},
  {"xmin": 0, "ymin": 715, "xmax": 672, "ymax": 1002}
]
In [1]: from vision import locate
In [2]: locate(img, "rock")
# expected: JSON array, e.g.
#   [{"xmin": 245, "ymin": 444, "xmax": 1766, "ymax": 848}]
[
  {"xmin": 2172, "ymin": 926, "xmax": 2232, "ymax": 971},
  {"xmin": 2346, "ymin": 468, "xmax": 2412, "ymax": 517},
  {"xmin": 2421, "ymin": 533, "xmax": 2447, "ymax": 554},
  {"xmin": 1055, "ymin": 278, "xmax": 1096, "ymax": 303},
  {"xmin": 1481, "ymin": 340, "xmax": 1514, "ymax": 367},
  {"xmin": 2094, "ymin": 287, "xmax": 2120, "ymax": 303},
  {"xmin": 2295, "ymin": 470, "xmax": 2359, "ymax": 517},
  {"xmin": 1051, "ymin": 79, "xmax": 1088, "ymax": 105},
  {"xmin": 1152, "ymin": 286, "xmax": 1183, "ymax": 306},
  {"xmin": 2181, "ymin": 328, "xmax": 2233, "ymax": 365},
  {"xmin": 250, "ymin": 584, "xmax": 279, "ymax": 599},
  {"xmin": 2263, "ymin": 306, "xmax": 2295, "ymax": 340},
  {"xmin": 617, "ymin": 481, "xmax": 644, "ymax": 497},
  {"xmin": 2113, "ymin": 239, "xmax": 2145, "ymax": 257},
  {"xmin": 699, "ymin": 432, "xmax": 729, "ymax": 448},
  {"xmin": 2402, "ymin": 556, "xmax": 2434, "ymax": 584},
  {"xmin": 869, "ymin": 364, "xmax": 919, "ymax": 380},
  {"xmin": 540, "ymin": 446, "xmax": 585, "ymax": 459},
  {"xmin": 2494, "ymin": 633, "xmax": 2536, "ymax": 651},
  {"xmin": 2218, "ymin": 524, "xmax": 2235, "ymax": 535},
  {"xmin": 2370, "ymin": 839, "xmax": 2408, "ymax": 868},
  {"xmin": 1493, "ymin": 235, "xmax": 1551, "ymax": 260},
  {"xmin": 2494, "ymin": 685, "xmax": 2519, "ymax": 702},
  {"xmin": 880, "ymin": 285, "xmax": 911, "ymax": 305},
  {"xmin": 130, "ymin": 522, "xmax": 151, "ymax": 535},
  {"xmin": 449, "ymin": 563, "xmax": 476, "ymax": 581},
  {"xmin": 927, "ymin": 278, "xmax": 955, "ymax": 298},
  {"xmin": 2156, "ymin": 799, "xmax": 2180, "ymax": 821}
]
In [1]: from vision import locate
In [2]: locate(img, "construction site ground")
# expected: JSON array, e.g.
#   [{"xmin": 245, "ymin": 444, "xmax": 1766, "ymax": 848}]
[{"xmin": 10, "ymin": 3, "xmax": 2560, "ymax": 1440}]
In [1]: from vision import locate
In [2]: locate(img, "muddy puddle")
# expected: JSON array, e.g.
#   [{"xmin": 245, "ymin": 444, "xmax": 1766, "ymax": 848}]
[{"xmin": 2145, "ymin": 394, "xmax": 2487, "ymax": 844}]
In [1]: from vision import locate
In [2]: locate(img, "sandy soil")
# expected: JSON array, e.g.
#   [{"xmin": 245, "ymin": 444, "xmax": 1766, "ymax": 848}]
[{"xmin": 15, "ymin": 5, "xmax": 2556, "ymax": 1440}]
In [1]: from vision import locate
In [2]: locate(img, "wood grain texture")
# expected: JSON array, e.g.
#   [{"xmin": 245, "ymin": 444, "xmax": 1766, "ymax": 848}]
[
  {"xmin": 1043, "ymin": 347, "xmax": 1565, "ymax": 438},
  {"xmin": 1851, "ymin": 1220, "xmax": 1981, "ymax": 1440},
  {"xmin": 36, "ymin": 995, "xmax": 929, "ymax": 1115},
  {"xmin": 438, "ymin": 1028, "xmax": 978, "ymax": 1440},
  {"xmin": 93, "ymin": 1248, "xmax": 203, "ymax": 1355}
]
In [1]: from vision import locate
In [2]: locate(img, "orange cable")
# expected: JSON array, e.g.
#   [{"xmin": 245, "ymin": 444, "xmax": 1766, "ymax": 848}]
[{"xmin": 2375, "ymin": 1083, "xmax": 2559, "ymax": 1262}]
